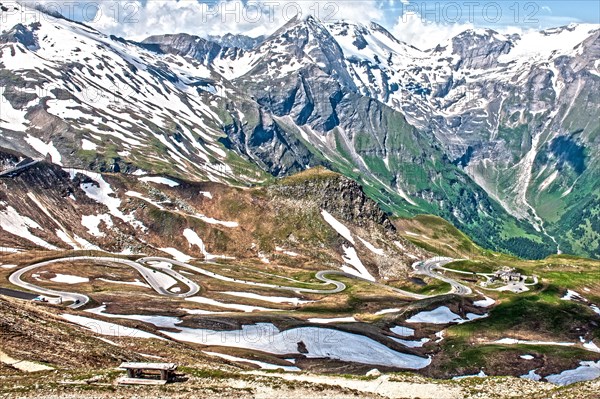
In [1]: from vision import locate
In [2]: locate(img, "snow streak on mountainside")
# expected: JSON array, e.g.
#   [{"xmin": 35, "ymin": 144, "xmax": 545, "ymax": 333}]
[{"xmin": 0, "ymin": 3, "xmax": 598, "ymax": 259}]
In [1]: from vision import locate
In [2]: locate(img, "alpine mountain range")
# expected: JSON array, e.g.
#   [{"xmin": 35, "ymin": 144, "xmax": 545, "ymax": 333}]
[{"xmin": 1, "ymin": 3, "xmax": 599, "ymax": 259}]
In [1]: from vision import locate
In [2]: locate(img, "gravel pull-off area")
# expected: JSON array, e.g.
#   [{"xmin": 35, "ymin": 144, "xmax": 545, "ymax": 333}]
[
  {"xmin": 245, "ymin": 372, "xmax": 463, "ymax": 399},
  {"xmin": 0, "ymin": 350, "xmax": 54, "ymax": 372}
]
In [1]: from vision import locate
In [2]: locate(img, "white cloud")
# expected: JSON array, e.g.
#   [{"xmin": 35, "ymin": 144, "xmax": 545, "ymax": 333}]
[
  {"xmin": 332, "ymin": 0, "xmax": 384, "ymax": 22},
  {"xmin": 20, "ymin": 0, "xmax": 589, "ymax": 47},
  {"xmin": 87, "ymin": 0, "xmax": 383, "ymax": 40},
  {"xmin": 391, "ymin": 11, "xmax": 474, "ymax": 50}
]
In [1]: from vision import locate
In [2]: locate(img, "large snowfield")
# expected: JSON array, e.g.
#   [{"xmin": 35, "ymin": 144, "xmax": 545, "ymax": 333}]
[{"xmin": 162, "ymin": 323, "xmax": 432, "ymax": 369}]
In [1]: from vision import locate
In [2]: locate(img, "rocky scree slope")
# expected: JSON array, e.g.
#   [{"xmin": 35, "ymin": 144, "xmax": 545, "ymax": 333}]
[{"xmin": 0, "ymin": 150, "xmax": 424, "ymax": 280}]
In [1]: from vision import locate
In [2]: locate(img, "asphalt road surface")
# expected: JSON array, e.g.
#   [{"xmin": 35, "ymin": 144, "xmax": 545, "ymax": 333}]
[
  {"xmin": 0, "ymin": 287, "xmax": 39, "ymax": 300},
  {"xmin": 412, "ymin": 257, "xmax": 472, "ymax": 295},
  {"xmin": 9, "ymin": 256, "xmax": 200, "ymax": 308},
  {"xmin": 9, "ymin": 254, "xmax": 470, "ymax": 310}
]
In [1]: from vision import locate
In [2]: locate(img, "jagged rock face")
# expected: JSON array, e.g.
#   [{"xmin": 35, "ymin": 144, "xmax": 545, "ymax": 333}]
[
  {"xmin": 239, "ymin": 16, "xmax": 358, "ymax": 91},
  {"xmin": 0, "ymin": 148, "xmax": 21, "ymax": 166},
  {"xmin": 207, "ymin": 33, "xmax": 264, "ymax": 50},
  {"xmin": 449, "ymin": 30, "xmax": 514, "ymax": 70},
  {"xmin": 269, "ymin": 171, "xmax": 396, "ymax": 233},
  {"xmin": 0, "ymin": 22, "xmax": 40, "ymax": 49},
  {"xmin": 222, "ymin": 106, "xmax": 320, "ymax": 176},
  {"xmin": 141, "ymin": 33, "xmax": 245, "ymax": 64},
  {"xmin": 573, "ymin": 30, "xmax": 600, "ymax": 68}
]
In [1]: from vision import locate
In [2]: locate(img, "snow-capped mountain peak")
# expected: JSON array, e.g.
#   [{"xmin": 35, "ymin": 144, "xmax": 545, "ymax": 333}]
[{"xmin": 1, "ymin": 2, "xmax": 599, "ymax": 258}]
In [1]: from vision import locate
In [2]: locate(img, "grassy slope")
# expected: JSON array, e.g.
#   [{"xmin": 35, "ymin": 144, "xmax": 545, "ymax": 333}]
[
  {"xmin": 2, "ymin": 163, "xmax": 599, "ymax": 389},
  {"xmin": 398, "ymin": 215, "xmax": 600, "ymax": 378}
]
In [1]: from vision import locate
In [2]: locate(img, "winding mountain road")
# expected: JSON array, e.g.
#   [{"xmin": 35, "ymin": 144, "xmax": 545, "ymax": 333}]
[
  {"xmin": 140, "ymin": 257, "xmax": 428, "ymax": 298},
  {"xmin": 9, "ymin": 256, "xmax": 200, "ymax": 308},
  {"xmin": 9, "ymin": 262, "xmax": 90, "ymax": 308},
  {"xmin": 140, "ymin": 257, "xmax": 348, "ymax": 294},
  {"xmin": 412, "ymin": 257, "xmax": 472, "ymax": 295},
  {"xmin": 9, "ymin": 254, "xmax": 470, "ymax": 310}
]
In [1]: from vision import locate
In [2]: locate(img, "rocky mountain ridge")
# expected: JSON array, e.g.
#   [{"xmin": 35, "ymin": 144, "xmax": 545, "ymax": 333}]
[{"xmin": 0, "ymin": 3, "xmax": 598, "ymax": 258}]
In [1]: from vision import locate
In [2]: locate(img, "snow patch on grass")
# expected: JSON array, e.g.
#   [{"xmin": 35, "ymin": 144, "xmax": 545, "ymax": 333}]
[
  {"xmin": 435, "ymin": 331, "xmax": 445, "ymax": 342},
  {"xmin": 81, "ymin": 214, "xmax": 113, "ymax": 237},
  {"xmin": 24, "ymin": 135, "xmax": 62, "ymax": 165},
  {"xmin": 520, "ymin": 369, "xmax": 542, "ymax": 381},
  {"xmin": 389, "ymin": 337, "xmax": 430, "ymax": 348},
  {"xmin": 406, "ymin": 306, "xmax": 487, "ymax": 324},
  {"xmin": 126, "ymin": 191, "xmax": 165, "ymax": 210},
  {"xmin": 275, "ymin": 247, "xmax": 299, "ymax": 257},
  {"xmin": 50, "ymin": 274, "xmax": 89, "ymax": 284},
  {"xmin": 159, "ymin": 247, "xmax": 193, "ymax": 263},
  {"xmin": 183, "ymin": 228, "xmax": 208, "ymax": 257},
  {"xmin": 357, "ymin": 236, "xmax": 384, "ymax": 256},
  {"xmin": 86, "ymin": 305, "xmax": 181, "ymax": 329},
  {"xmin": 0, "ymin": 246, "xmax": 21, "ymax": 253},
  {"xmin": 258, "ymin": 252, "xmax": 270, "ymax": 264},
  {"xmin": 183, "ymin": 229, "xmax": 233, "ymax": 260},
  {"xmin": 545, "ymin": 361, "xmax": 600, "ymax": 386},
  {"xmin": 189, "ymin": 213, "xmax": 239, "ymax": 228},
  {"xmin": 561, "ymin": 290, "xmax": 587, "ymax": 302},
  {"xmin": 55, "ymin": 230, "xmax": 94, "ymax": 250},
  {"xmin": 0, "ymin": 87, "xmax": 29, "ymax": 132},
  {"xmin": 71, "ymin": 170, "xmax": 145, "ymax": 231},
  {"xmin": 307, "ymin": 316, "xmax": 357, "ymax": 324},
  {"xmin": 185, "ymin": 296, "xmax": 279, "ymax": 313},
  {"xmin": 81, "ymin": 139, "xmax": 97, "ymax": 150},
  {"xmin": 97, "ymin": 278, "xmax": 150, "ymax": 288},
  {"xmin": 452, "ymin": 370, "xmax": 487, "ymax": 380},
  {"xmin": 0, "ymin": 206, "xmax": 58, "ymax": 249},
  {"xmin": 390, "ymin": 326, "xmax": 415, "ymax": 337},
  {"xmin": 181, "ymin": 308, "xmax": 227, "ymax": 315},
  {"xmin": 473, "ymin": 297, "xmax": 495, "ymax": 307},
  {"xmin": 580, "ymin": 337, "xmax": 600, "ymax": 353},
  {"xmin": 221, "ymin": 291, "xmax": 313, "ymax": 305}
]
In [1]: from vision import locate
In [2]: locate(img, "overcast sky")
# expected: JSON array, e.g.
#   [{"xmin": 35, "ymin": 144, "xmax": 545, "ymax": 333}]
[{"xmin": 25, "ymin": 0, "xmax": 600, "ymax": 49}]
